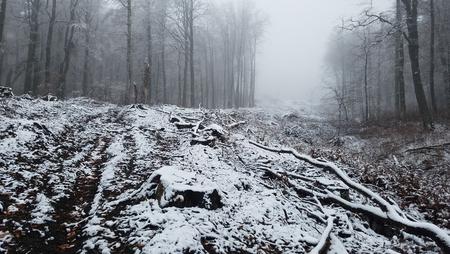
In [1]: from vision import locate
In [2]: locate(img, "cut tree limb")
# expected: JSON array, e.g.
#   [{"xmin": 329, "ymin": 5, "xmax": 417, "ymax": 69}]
[
  {"xmin": 405, "ymin": 142, "xmax": 450, "ymax": 153},
  {"xmin": 227, "ymin": 121, "xmax": 247, "ymax": 129},
  {"xmin": 309, "ymin": 216, "xmax": 334, "ymax": 254}
]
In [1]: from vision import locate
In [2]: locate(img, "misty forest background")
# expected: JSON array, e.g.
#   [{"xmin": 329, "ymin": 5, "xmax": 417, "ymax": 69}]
[
  {"xmin": 324, "ymin": 0, "xmax": 450, "ymax": 129},
  {"xmin": 0, "ymin": 0, "xmax": 265, "ymax": 109},
  {"xmin": 0, "ymin": 0, "xmax": 449, "ymax": 128}
]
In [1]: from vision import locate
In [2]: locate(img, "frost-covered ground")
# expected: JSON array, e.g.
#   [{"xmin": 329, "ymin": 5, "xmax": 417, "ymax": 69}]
[{"xmin": 0, "ymin": 96, "xmax": 449, "ymax": 253}]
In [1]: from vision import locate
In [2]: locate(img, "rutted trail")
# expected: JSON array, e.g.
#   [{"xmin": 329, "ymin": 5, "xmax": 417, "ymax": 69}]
[{"xmin": 1, "ymin": 97, "xmax": 449, "ymax": 253}]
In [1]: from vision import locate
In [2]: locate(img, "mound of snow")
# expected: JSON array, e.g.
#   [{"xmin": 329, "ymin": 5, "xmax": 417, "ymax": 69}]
[{"xmin": 150, "ymin": 166, "xmax": 223, "ymax": 210}]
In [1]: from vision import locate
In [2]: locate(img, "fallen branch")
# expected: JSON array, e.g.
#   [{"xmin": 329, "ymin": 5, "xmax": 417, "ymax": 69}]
[
  {"xmin": 175, "ymin": 122, "xmax": 196, "ymax": 129},
  {"xmin": 227, "ymin": 121, "xmax": 247, "ymax": 129},
  {"xmin": 193, "ymin": 119, "xmax": 205, "ymax": 135},
  {"xmin": 250, "ymin": 141, "xmax": 450, "ymax": 253},
  {"xmin": 309, "ymin": 216, "xmax": 334, "ymax": 254},
  {"xmin": 405, "ymin": 143, "xmax": 450, "ymax": 153}
]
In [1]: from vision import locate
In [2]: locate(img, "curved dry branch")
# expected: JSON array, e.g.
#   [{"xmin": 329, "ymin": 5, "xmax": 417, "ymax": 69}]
[{"xmin": 309, "ymin": 216, "xmax": 334, "ymax": 254}]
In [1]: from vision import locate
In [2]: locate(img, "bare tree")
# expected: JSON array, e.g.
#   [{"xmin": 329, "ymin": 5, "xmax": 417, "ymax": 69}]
[
  {"xmin": 0, "ymin": 0, "xmax": 265, "ymax": 109},
  {"xmin": 394, "ymin": 0, "xmax": 406, "ymax": 120},
  {"xmin": 401, "ymin": 0, "xmax": 433, "ymax": 128},
  {"xmin": 24, "ymin": 0, "xmax": 41, "ymax": 95},
  {"xmin": 0, "ymin": 0, "xmax": 7, "ymax": 85},
  {"xmin": 81, "ymin": 0, "xmax": 94, "ymax": 97},
  {"xmin": 429, "ymin": 0, "xmax": 437, "ymax": 114},
  {"xmin": 56, "ymin": 0, "xmax": 79, "ymax": 98},
  {"xmin": 44, "ymin": 0, "xmax": 56, "ymax": 94}
]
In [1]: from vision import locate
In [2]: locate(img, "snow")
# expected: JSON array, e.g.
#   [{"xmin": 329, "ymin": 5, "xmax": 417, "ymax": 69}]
[
  {"xmin": 0, "ymin": 96, "xmax": 447, "ymax": 253},
  {"xmin": 31, "ymin": 194, "xmax": 55, "ymax": 224},
  {"xmin": 149, "ymin": 166, "xmax": 221, "ymax": 207}
]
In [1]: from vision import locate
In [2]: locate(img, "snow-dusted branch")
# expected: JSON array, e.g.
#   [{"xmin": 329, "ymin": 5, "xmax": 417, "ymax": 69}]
[
  {"xmin": 250, "ymin": 141, "xmax": 450, "ymax": 253},
  {"xmin": 309, "ymin": 216, "xmax": 334, "ymax": 254}
]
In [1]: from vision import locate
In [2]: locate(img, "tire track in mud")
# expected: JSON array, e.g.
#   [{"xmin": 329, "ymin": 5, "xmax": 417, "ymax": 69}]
[
  {"xmin": 47, "ymin": 109, "xmax": 124, "ymax": 254},
  {"xmin": 2, "ymin": 108, "xmax": 120, "ymax": 254},
  {"xmin": 50, "ymin": 137, "xmax": 111, "ymax": 254},
  {"xmin": 80, "ymin": 109, "xmax": 167, "ymax": 254}
]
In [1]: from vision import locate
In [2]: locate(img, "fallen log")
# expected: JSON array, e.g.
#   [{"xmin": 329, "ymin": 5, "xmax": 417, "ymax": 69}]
[
  {"xmin": 250, "ymin": 141, "xmax": 450, "ymax": 253},
  {"xmin": 227, "ymin": 121, "xmax": 247, "ymax": 129},
  {"xmin": 175, "ymin": 122, "xmax": 196, "ymax": 129},
  {"xmin": 405, "ymin": 142, "xmax": 450, "ymax": 153}
]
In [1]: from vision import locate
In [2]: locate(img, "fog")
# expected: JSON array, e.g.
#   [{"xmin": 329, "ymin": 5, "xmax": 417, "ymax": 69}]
[{"xmin": 255, "ymin": 0, "xmax": 393, "ymax": 103}]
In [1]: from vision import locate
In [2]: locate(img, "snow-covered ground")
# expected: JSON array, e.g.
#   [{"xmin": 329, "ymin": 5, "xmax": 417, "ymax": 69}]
[{"xmin": 0, "ymin": 96, "xmax": 448, "ymax": 253}]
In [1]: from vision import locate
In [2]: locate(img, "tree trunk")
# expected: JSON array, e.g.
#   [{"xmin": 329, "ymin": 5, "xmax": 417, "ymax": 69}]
[
  {"xmin": 81, "ymin": 7, "xmax": 91, "ymax": 97},
  {"xmin": 437, "ymin": 19, "xmax": 450, "ymax": 115},
  {"xmin": 210, "ymin": 39, "xmax": 216, "ymax": 109},
  {"xmin": 189, "ymin": 0, "xmax": 195, "ymax": 107},
  {"xmin": 56, "ymin": 0, "xmax": 78, "ymax": 99},
  {"xmin": 44, "ymin": 0, "xmax": 56, "ymax": 94},
  {"xmin": 376, "ymin": 45, "xmax": 382, "ymax": 119},
  {"xmin": 229, "ymin": 29, "xmax": 236, "ymax": 108},
  {"xmin": 177, "ymin": 51, "xmax": 182, "ymax": 105},
  {"xmin": 162, "ymin": 37, "xmax": 167, "ymax": 104},
  {"xmin": 364, "ymin": 57, "xmax": 369, "ymax": 122},
  {"xmin": 144, "ymin": 0, "xmax": 153, "ymax": 104},
  {"xmin": 250, "ymin": 37, "xmax": 256, "ymax": 107},
  {"xmin": 223, "ymin": 33, "xmax": 229, "ymax": 108},
  {"xmin": 402, "ymin": 0, "xmax": 433, "ymax": 129},
  {"xmin": 159, "ymin": 0, "xmax": 167, "ymax": 104},
  {"xmin": 203, "ymin": 42, "xmax": 209, "ymax": 108},
  {"xmin": 126, "ymin": 0, "xmax": 133, "ymax": 104},
  {"xmin": 0, "ymin": 0, "xmax": 7, "ymax": 85},
  {"xmin": 395, "ymin": 0, "xmax": 406, "ymax": 120},
  {"xmin": 182, "ymin": 4, "xmax": 189, "ymax": 107},
  {"xmin": 429, "ymin": 0, "xmax": 437, "ymax": 114},
  {"xmin": 24, "ymin": 0, "xmax": 41, "ymax": 95}
]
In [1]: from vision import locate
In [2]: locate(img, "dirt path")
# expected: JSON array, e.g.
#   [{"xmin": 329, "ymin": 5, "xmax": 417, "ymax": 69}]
[{"xmin": 1, "ymin": 106, "xmax": 126, "ymax": 253}]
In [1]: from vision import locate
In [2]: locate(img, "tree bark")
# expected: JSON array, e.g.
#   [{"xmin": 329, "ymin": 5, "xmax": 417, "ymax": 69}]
[
  {"xmin": 250, "ymin": 37, "xmax": 256, "ymax": 107},
  {"xmin": 363, "ymin": 45, "xmax": 370, "ymax": 122},
  {"xmin": 182, "ymin": 2, "xmax": 189, "ymax": 107},
  {"xmin": 162, "ymin": 22, "xmax": 167, "ymax": 104},
  {"xmin": 126, "ymin": 0, "xmax": 133, "ymax": 104},
  {"xmin": 24, "ymin": 0, "xmax": 41, "ymax": 95},
  {"xmin": 56, "ymin": 0, "xmax": 78, "ymax": 99},
  {"xmin": 437, "ymin": 19, "xmax": 450, "ymax": 115},
  {"xmin": 401, "ymin": 0, "xmax": 433, "ymax": 129},
  {"xmin": 144, "ymin": 1, "xmax": 152, "ymax": 104},
  {"xmin": 189, "ymin": 0, "xmax": 195, "ymax": 107},
  {"xmin": 210, "ymin": 38, "xmax": 216, "ymax": 108},
  {"xmin": 82, "ymin": 3, "xmax": 92, "ymax": 97},
  {"xmin": 0, "ymin": 0, "xmax": 7, "ymax": 85},
  {"xmin": 44, "ymin": 0, "xmax": 56, "ymax": 94},
  {"xmin": 395, "ymin": 0, "xmax": 406, "ymax": 120},
  {"xmin": 429, "ymin": 0, "xmax": 437, "ymax": 114}
]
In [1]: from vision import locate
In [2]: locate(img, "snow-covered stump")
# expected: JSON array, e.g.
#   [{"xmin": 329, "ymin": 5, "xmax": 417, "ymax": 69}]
[
  {"xmin": 0, "ymin": 86, "xmax": 13, "ymax": 98},
  {"xmin": 149, "ymin": 167, "xmax": 223, "ymax": 210}
]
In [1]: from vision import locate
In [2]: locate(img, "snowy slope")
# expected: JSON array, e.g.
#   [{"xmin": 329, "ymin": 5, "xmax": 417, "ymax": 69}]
[{"xmin": 0, "ymin": 97, "xmax": 448, "ymax": 253}]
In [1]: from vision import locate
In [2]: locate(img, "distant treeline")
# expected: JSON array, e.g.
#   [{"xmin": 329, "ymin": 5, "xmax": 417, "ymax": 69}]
[
  {"xmin": 324, "ymin": 0, "xmax": 450, "ymax": 128},
  {"xmin": 0, "ymin": 0, "xmax": 266, "ymax": 108}
]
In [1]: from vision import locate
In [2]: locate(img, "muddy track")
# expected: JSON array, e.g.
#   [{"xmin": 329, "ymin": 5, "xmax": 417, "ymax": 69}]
[
  {"xmin": 50, "ymin": 137, "xmax": 111, "ymax": 254},
  {"xmin": 1, "ymin": 108, "xmax": 123, "ymax": 254}
]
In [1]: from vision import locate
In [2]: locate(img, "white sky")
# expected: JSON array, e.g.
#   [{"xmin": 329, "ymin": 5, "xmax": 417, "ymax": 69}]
[{"xmin": 254, "ymin": 0, "xmax": 393, "ymax": 103}]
